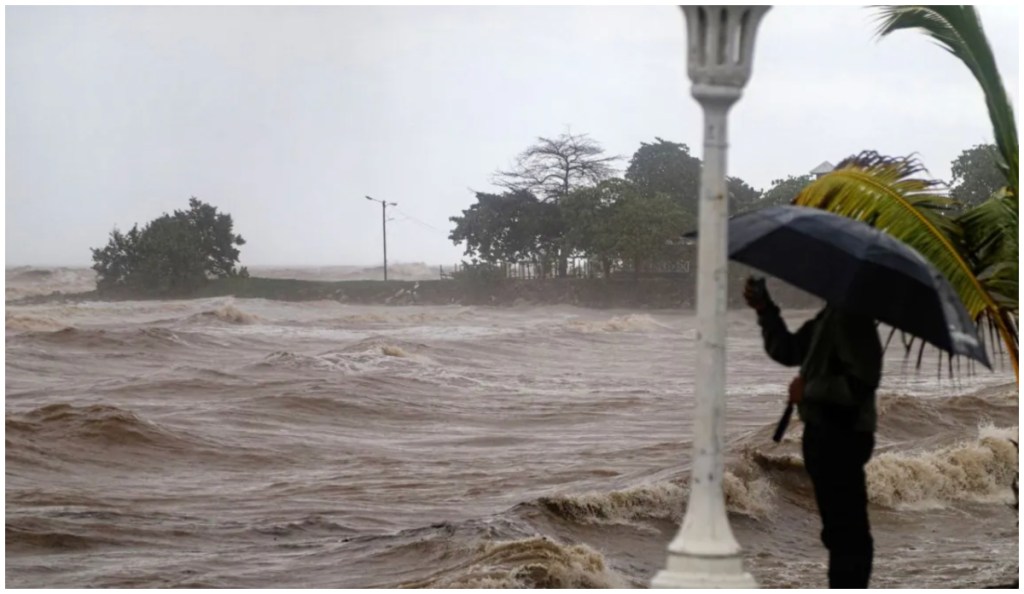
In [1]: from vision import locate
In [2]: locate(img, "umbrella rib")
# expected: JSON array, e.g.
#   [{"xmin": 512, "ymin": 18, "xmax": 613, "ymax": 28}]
[{"xmin": 883, "ymin": 326, "xmax": 897, "ymax": 353}]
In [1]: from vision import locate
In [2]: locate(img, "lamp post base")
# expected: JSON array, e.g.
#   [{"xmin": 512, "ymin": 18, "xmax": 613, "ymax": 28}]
[{"xmin": 651, "ymin": 551, "xmax": 758, "ymax": 589}]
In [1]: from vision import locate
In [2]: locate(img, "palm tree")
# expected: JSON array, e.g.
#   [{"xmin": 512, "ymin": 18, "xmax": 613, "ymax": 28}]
[
  {"xmin": 792, "ymin": 6, "xmax": 1018, "ymax": 377},
  {"xmin": 873, "ymin": 6, "xmax": 1017, "ymax": 198}
]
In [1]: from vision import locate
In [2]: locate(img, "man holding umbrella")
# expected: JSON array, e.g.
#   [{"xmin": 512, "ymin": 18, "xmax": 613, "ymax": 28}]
[
  {"xmin": 744, "ymin": 279, "xmax": 882, "ymax": 588},
  {"xmin": 730, "ymin": 205, "xmax": 990, "ymax": 588}
]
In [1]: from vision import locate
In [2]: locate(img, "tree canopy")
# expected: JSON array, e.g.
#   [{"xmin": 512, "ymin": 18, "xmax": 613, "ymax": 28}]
[
  {"xmin": 453, "ymin": 134, "xmax": 718, "ymax": 276},
  {"xmin": 91, "ymin": 197, "xmax": 247, "ymax": 295},
  {"xmin": 452, "ymin": 127, "xmax": 1016, "ymax": 313},
  {"xmin": 493, "ymin": 131, "xmax": 619, "ymax": 201},
  {"xmin": 758, "ymin": 174, "xmax": 814, "ymax": 209},
  {"xmin": 448, "ymin": 190, "xmax": 561, "ymax": 266},
  {"xmin": 625, "ymin": 138, "xmax": 701, "ymax": 218},
  {"xmin": 949, "ymin": 143, "xmax": 1004, "ymax": 208},
  {"xmin": 793, "ymin": 6, "xmax": 1019, "ymax": 377}
]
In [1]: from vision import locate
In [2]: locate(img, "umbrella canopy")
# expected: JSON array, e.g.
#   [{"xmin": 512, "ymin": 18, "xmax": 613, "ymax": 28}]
[{"xmin": 728, "ymin": 205, "xmax": 990, "ymax": 368}]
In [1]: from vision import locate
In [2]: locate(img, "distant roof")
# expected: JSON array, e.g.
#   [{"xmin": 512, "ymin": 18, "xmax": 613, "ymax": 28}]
[{"xmin": 810, "ymin": 161, "xmax": 835, "ymax": 175}]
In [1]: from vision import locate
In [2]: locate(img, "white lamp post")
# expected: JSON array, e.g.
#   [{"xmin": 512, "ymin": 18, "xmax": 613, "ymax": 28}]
[{"xmin": 651, "ymin": 5, "xmax": 769, "ymax": 589}]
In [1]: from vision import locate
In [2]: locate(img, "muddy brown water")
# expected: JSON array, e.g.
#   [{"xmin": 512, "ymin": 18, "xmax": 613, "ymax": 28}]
[{"xmin": 5, "ymin": 267, "xmax": 1018, "ymax": 587}]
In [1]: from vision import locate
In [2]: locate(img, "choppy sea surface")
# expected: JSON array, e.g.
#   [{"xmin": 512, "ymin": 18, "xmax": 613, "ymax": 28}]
[{"xmin": 5, "ymin": 266, "xmax": 1019, "ymax": 588}]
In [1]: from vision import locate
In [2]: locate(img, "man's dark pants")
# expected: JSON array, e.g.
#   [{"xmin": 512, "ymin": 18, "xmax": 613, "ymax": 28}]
[{"xmin": 803, "ymin": 422, "xmax": 876, "ymax": 588}]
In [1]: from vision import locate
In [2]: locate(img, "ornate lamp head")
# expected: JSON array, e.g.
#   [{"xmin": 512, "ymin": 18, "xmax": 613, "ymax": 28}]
[{"xmin": 680, "ymin": 5, "xmax": 770, "ymax": 103}]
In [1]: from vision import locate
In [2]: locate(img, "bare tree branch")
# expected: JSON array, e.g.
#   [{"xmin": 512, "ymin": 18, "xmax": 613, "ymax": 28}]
[{"xmin": 492, "ymin": 131, "xmax": 622, "ymax": 201}]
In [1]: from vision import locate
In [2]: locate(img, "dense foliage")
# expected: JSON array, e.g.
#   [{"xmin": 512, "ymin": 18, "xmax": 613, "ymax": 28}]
[
  {"xmin": 91, "ymin": 198, "xmax": 247, "ymax": 295},
  {"xmin": 793, "ymin": 6, "xmax": 1018, "ymax": 376}
]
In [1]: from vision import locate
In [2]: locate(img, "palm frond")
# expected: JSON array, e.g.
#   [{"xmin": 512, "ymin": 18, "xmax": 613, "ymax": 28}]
[
  {"xmin": 977, "ymin": 262, "xmax": 1019, "ymax": 312},
  {"xmin": 793, "ymin": 152, "xmax": 973, "ymax": 308},
  {"xmin": 958, "ymin": 191, "xmax": 1018, "ymax": 264},
  {"xmin": 873, "ymin": 6, "xmax": 1018, "ymax": 198},
  {"xmin": 959, "ymin": 191, "xmax": 1018, "ymax": 312},
  {"xmin": 794, "ymin": 151, "xmax": 1018, "ymax": 376}
]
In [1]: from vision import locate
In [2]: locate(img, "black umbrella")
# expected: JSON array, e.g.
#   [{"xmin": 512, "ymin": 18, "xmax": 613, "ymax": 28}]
[
  {"xmin": 727, "ymin": 206, "xmax": 991, "ymax": 441},
  {"xmin": 729, "ymin": 205, "xmax": 989, "ymax": 365}
]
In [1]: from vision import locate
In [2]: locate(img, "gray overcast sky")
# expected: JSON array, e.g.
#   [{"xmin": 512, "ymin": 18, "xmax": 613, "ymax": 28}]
[{"xmin": 5, "ymin": 4, "xmax": 1019, "ymax": 267}]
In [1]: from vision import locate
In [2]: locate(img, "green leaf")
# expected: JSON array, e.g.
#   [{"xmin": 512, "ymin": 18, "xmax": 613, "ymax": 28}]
[
  {"xmin": 873, "ymin": 6, "xmax": 1018, "ymax": 199},
  {"xmin": 794, "ymin": 151, "xmax": 1018, "ymax": 374}
]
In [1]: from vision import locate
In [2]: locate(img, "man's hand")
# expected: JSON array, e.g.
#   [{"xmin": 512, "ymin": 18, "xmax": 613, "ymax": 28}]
[
  {"xmin": 788, "ymin": 375, "xmax": 805, "ymax": 404},
  {"xmin": 743, "ymin": 277, "xmax": 773, "ymax": 312}
]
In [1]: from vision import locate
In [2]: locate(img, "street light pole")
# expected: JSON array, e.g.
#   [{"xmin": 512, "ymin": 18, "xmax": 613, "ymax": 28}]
[
  {"xmin": 365, "ymin": 196, "xmax": 397, "ymax": 281},
  {"xmin": 651, "ymin": 5, "xmax": 769, "ymax": 589}
]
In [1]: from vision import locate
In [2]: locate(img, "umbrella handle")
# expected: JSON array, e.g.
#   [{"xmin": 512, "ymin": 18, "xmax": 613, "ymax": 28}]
[{"xmin": 772, "ymin": 403, "xmax": 795, "ymax": 443}]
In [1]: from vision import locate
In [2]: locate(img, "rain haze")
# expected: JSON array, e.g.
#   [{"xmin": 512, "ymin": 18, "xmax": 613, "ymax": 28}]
[
  {"xmin": 4, "ymin": 4, "xmax": 1020, "ymax": 268},
  {"xmin": 5, "ymin": 5, "xmax": 1021, "ymax": 589}
]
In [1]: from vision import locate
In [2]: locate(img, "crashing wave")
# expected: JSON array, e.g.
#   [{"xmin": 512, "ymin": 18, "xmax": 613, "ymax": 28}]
[
  {"xmin": 866, "ymin": 424, "xmax": 1019, "ymax": 509},
  {"xmin": 5, "ymin": 313, "xmax": 71, "ymax": 333},
  {"xmin": 398, "ymin": 536, "xmax": 629, "ymax": 588},
  {"xmin": 565, "ymin": 314, "xmax": 671, "ymax": 334},
  {"xmin": 209, "ymin": 304, "xmax": 260, "ymax": 325},
  {"xmin": 538, "ymin": 470, "xmax": 775, "ymax": 527}
]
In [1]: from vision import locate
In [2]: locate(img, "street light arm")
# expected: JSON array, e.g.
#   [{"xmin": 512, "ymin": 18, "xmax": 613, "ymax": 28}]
[{"xmin": 364, "ymin": 196, "xmax": 397, "ymax": 207}]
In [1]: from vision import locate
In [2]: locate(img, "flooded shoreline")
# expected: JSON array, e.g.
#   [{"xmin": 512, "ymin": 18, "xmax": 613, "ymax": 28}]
[{"xmin": 6, "ymin": 267, "xmax": 1018, "ymax": 587}]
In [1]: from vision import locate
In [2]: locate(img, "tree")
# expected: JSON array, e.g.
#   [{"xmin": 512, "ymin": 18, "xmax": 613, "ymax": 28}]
[
  {"xmin": 792, "ymin": 6, "xmax": 1018, "ymax": 376},
  {"xmin": 448, "ymin": 190, "xmax": 562, "ymax": 272},
  {"xmin": 176, "ymin": 197, "xmax": 247, "ymax": 278},
  {"xmin": 560, "ymin": 179, "xmax": 631, "ymax": 277},
  {"xmin": 759, "ymin": 174, "xmax": 814, "ymax": 209},
  {"xmin": 492, "ymin": 131, "xmax": 618, "ymax": 276},
  {"xmin": 727, "ymin": 176, "xmax": 763, "ymax": 213},
  {"xmin": 626, "ymin": 137, "xmax": 761, "ymax": 220},
  {"xmin": 91, "ymin": 225, "xmax": 143, "ymax": 293},
  {"xmin": 876, "ymin": 7, "xmax": 1018, "ymax": 326},
  {"xmin": 449, "ymin": 176, "xmax": 693, "ymax": 280},
  {"xmin": 91, "ymin": 197, "xmax": 246, "ymax": 296},
  {"xmin": 795, "ymin": 151, "xmax": 1017, "ymax": 374},
  {"xmin": 493, "ymin": 131, "xmax": 620, "ymax": 202},
  {"xmin": 608, "ymin": 189, "xmax": 689, "ymax": 280},
  {"xmin": 950, "ymin": 143, "xmax": 1004, "ymax": 208},
  {"xmin": 560, "ymin": 184, "xmax": 610, "ymax": 257},
  {"xmin": 625, "ymin": 138, "xmax": 701, "ymax": 218},
  {"xmin": 876, "ymin": 8, "xmax": 1016, "ymax": 199}
]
